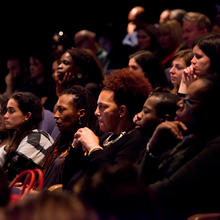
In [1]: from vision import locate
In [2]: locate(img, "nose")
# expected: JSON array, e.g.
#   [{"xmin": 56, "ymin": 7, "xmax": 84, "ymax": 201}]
[
  {"xmin": 94, "ymin": 107, "xmax": 100, "ymax": 117},
  {"xmin": 53, "ymin": 111, "xmax": 60, "ymax": 121},
  {"xmin": 191, "ymin": 56, "xmax": 196, "ymax": 65},
  {"xmin": 4, "ymin": 112, "xmax": 9, "ymax": 120},
  {"xmin": 169, "ymin": 66, "xmax": 175, "ymax": 75}
]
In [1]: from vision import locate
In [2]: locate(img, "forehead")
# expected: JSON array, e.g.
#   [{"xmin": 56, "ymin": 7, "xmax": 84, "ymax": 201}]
[
  {"xmin": 58, "ymin": 94, "xmax": 76, "ymax": 106},
  {"xmin": 172, "ymin": 57, "xmax": 185, "ymax": 65},
  {"xmin": 7, "ymin": 98, "xmax": 18, "ymax": 107},
  {"xmin": 144, "ymin": 95, "xmax": 161, "ymax": 108},
  {"xmin": 60, "ymin": 52, "xmax": 72, "ymax": 61},
  {"xmin": 98, "ymin": 90, "xmax": 115, "ymax": 104}
]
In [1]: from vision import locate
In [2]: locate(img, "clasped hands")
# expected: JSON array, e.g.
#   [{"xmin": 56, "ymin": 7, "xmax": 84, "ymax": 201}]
[{"xmin": 72, "ymin": 127, "xmax": 102, "ymax": 155}]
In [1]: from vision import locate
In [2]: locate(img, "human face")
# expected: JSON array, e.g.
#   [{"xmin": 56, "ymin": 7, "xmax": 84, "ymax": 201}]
[
  {"xmin": 54, "ymin": 94, "xmax": 81, "ymax": 132},
  {"xmin": 135, "ymin": 96, "xmax": 162, "ymax": 133},
  {"xmin": 7, "ymin": 59, "xmax": 22, "ymax": 79},
  {"xmin": 137, "ymin": 29, "xmax": 151, "ymax": 50},
  {"xmin": 183, "ymin": 21, "xmax": 203, "ymax": 48},
  {"xmin": 170, "ymin": 57, "xmax": 186, "ymax": 88},
  {"xmin": 191, "ymin": 45, "xmax": 211, "ymax": 75},
  {"xmin": 29, "ymin": 57, "xmax": 45, "ymax": 79},
  {"xmin": 176, "ymin": 79, "xmax": 205, "ymax": 130},
  {"xmin": 128, "ymin": 58, "xmax": 145, "ymax": 76},
  {"xmin": 4, "ymin": 98, "xmax": 29, "ymax": 130},
  {"xmin": 57, "ymin": 52, "xmax": 80, "ymax": 81},
  {"xmin": 95, "ymin": 90, "xmax": 121, "ymax": 134}
]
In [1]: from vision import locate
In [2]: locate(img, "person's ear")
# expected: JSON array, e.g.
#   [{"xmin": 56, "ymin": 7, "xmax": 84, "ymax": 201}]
[
  {"xmin": 78, "ymin": 109, "xmax": 86, "ymax": 119},
  {"xmin": 24, "ymin": 112, "xmax": 32, "ymax": 121},
  {"xmin": 119, "ymin": 105, "xmax": 127, "ymax": 118}
]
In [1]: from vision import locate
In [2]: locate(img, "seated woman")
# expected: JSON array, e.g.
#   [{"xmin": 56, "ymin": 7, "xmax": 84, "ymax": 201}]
[
  {"xmin": 42, "ymin": 85, "xmax": 98, "ymax": 188},
  {"xmin": 55, "ymin": 47, "xmax": 105, "ymax": 100},
  {"xmin": 169, "ymin": 49, "xmax": 193, "ymax": 95},
  {"xmin": 62, "ymin": 67, "xmax": 152, "ymax": 189},
  {"xmin": 0, "ymin": 92, "xmax": 54, "ymax": 181}
]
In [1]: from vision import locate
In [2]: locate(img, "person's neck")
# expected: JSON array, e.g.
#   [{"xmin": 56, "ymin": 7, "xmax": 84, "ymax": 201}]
[{"xmin": 113, "ymin": 120, "xmax": 134, "ymax": 135}]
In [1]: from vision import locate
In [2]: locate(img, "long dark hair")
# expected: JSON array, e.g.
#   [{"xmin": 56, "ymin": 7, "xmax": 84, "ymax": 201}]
[{"xmin": 5, "ymin": 92, "xmax": 42, "ymax": 154}]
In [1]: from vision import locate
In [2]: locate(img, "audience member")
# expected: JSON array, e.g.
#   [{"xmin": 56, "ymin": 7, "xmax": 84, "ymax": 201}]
[
  {"xmin": 169, "ymin": 9, "xmax": 187, "ymax": 26},
  {"xmin": 135, "ymin": 24, "xmax": 161, "ymax": 56},
  {"xmin": 3, "ymin": 55, "xmax": 29, "ymax": 96},
  {"xmin": 128, "ymin": 50, "xmax": 169, "ymax": 90},
  {"xmin": 179, "ymin": 33, "xmax": 220, "ymax": 94},
  {"xmin": 22, "ymin": 50, "xmax": 57, "ymax": 111},
  {"xmin": 62, "ymin": 68, "xmax": 152, "ymax": 189},
  {"xmin": 140, "ymin": 74, "xmax": 220, "ymax": 219},
  {"xmin": 43, "ymin": 85, "xmax": 98, "ymax": 188},
  {"xmin": 55, "ymin": 47, "xmax": 104, "ymax": 100},
  {"xmin": 183, "ymin": 11, "xmax": 212, "ymax": 48},
  {"xmin": 159, "ymin": 9, "xmax": 170, "ymax": 24},
  {"xmin": 169, "ymin": 49, "xmax": 193, "ymax": 95},
  {"xmin": 0, "ymin": 92, "xmax": 53, "ymax": 180},
  {"xmin": 73, "ymin": 30, "xmax": 109, "ymax": 71},
  {"xmin": 158, "ymin": 20, "xmax": 186, "ymax": 67}
]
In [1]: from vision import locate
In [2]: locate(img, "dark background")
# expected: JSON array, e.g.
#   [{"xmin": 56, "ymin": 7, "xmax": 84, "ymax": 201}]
[{"xmin": 0, "ymin": 1, "xmax": 219, "ymax": 58}]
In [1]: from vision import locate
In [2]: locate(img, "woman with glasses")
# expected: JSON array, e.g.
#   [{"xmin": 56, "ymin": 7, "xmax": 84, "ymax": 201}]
[{"xmin": 140, "ymin": 74, "xmax": 220, "ymax": 220}]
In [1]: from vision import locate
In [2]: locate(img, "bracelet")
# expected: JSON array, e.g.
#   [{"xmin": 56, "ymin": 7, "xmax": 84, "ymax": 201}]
[
  {"xmin": 146, "ymin": 142, "xmax": 158, "ymax": 159},
  {"xmin": 88, "ymin": 145, "xmax": 103, "ymax": 156}
]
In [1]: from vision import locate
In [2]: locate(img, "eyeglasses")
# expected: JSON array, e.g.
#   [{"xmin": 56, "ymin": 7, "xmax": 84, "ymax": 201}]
[{"xmin": 182, "ymin": 98, "xmax": 201, "ymax": 107}]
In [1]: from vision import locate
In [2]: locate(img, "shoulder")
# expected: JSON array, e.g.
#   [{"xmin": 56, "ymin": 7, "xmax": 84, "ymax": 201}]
[{"xmin": 21, "ymin": 129, "xmax": 54, "ymax": 147}]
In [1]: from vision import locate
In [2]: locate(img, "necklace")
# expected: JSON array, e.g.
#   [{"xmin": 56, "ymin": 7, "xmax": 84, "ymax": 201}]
[{"xmin": 103, "ymin": 131, "xmax": 126, "ymax": 147}]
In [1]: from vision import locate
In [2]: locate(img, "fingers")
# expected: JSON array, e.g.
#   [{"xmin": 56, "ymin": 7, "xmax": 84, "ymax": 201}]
[{"xmin": 157, "ymin": 121, "xmax": 187, "ymax": 140}]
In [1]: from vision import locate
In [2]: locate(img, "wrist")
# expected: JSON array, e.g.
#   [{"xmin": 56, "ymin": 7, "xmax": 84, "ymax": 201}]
[{"xmin": 88, "ymin": 145, "xmax": 103, "ymax": 156}]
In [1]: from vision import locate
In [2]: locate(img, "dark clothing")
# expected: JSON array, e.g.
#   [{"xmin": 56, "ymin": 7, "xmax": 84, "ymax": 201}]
[
  {"xmin": 63, "ymin": 128, "xmax": 148, "ymax": 190},
  {"xmin": 141, "ymin": 134, "xmax": 220, "ymax": 220}
]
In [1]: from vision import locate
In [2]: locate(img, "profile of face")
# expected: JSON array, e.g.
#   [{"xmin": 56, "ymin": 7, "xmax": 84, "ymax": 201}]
[
  {"xmin": 191, "ymin": 45, "xmax": 211, "ymax": 75},
  {"xmin": 176, "ymin": 79, "xmax": 205, "ymax": 129},
  {"xmin": 7, "ymin": 59, "xmax": 22, "ymax": 79},
  {"xmin": 170, "ymin": 57, "xmax": 186, "ymax": 87},
  {"xmin": 137, "ymin": 29, "xmax": 151, "ymax": 50},
  {"xmin": 54, "ymin": 94, "xmax": 82, "ymax": 132},
  {"xmin": 4, "ymin": 98, "xmax": 30, "ymax": 130},
  {"xmin": 29, "ymin": 57, "xmax": 45, "ymax": 79},
  {"xmin": 128, "ymin": 58, "xmax": 145, "ymax": 76},
  {"xmin": 135, "ymin": 95, "xmax": 162, "ymax": 133},
  {"xmin": 95, "ymin": 90, "xmax": 121, "ymax": 134}
]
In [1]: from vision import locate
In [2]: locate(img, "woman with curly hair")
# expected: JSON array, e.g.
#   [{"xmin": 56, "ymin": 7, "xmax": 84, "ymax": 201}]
[{"xmin": 62, "ymin": 67, "xmax": 152, "ymax": 189}]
